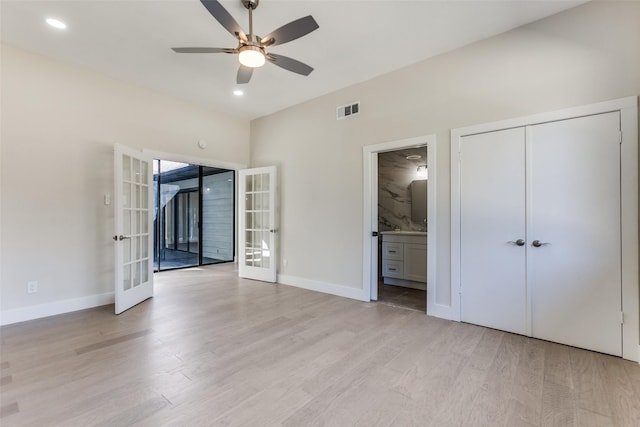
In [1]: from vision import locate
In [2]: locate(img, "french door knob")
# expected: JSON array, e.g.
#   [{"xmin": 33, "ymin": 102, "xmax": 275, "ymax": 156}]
[{"xmin": 508, "ymin": 239, "xmax": 525, "ymax": 246}]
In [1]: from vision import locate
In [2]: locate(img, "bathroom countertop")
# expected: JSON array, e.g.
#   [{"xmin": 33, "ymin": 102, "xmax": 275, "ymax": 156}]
[{"xmin": 380, "ymin": 231, "xmax": 427, "ymax": 236}]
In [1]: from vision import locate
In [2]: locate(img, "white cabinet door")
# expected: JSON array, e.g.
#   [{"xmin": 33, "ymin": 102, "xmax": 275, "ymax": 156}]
[
  {"xmin": 404, "ymin": 243, "xmax": 427, "ymax": 282},
  {"xmin": 459, "ymin": 128, "xmax": 528, "ymax": 335},
  {"xmin": 528, "ymin": 112, "xmax": 622, "ymax": 356}
]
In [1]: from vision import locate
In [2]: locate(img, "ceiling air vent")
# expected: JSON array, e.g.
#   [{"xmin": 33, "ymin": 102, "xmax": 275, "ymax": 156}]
[{"xmin": 337, "ymin": 101, "xmax": 360, "ymax": 120}]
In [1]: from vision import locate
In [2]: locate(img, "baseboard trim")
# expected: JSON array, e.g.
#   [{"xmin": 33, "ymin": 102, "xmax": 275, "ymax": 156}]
[
  {"xmin": 0, "ymin": 292, "xmax": 114, "ymax": 326},
  {"xmin": 277, "ymin": 274, "xmax": 369, "ymax": 302}
]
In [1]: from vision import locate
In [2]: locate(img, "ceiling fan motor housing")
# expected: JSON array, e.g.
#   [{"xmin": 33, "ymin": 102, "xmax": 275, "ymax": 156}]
[{"xmin": 241, "ymin": 0, "xmax": 259, "ymax": 10}]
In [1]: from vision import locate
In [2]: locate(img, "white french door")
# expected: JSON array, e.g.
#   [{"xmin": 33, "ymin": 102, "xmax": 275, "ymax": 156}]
[
  {"xmin": 114, "ymin": 144, "xmax": 154, "ymax": 314},
  {"xmin": 238, "ymin": 166, "xmax": 277, "ymax": 282},
  {"xmin": 459, "ymin": 112, "xmax": 622, "ymax": 356}
]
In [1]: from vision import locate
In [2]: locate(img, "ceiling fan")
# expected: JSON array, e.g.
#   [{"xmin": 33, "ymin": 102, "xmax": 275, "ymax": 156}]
[{"xmin": 172, "ymin": 0, "xmax": 319, "ymax": 84}]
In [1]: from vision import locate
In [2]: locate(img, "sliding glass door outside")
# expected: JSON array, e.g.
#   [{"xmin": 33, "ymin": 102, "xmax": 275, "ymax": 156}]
[{"xmin": 153, "ymin": 160, "xmax": 235, "ymax": 272}]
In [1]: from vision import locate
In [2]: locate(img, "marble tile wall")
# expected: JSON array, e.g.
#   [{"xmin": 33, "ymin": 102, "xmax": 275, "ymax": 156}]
[{"xmin": 378, "ymin": 147, "xmax": 427, "ymax": 232}]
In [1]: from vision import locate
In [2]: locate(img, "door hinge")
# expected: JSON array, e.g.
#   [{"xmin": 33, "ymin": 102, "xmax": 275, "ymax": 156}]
[
  {"xmin": 619, "ymin": 131, "xmax": 623, "ymax": 144},
  {"xmin": 621, "ymin": 311, "xmax": 625, "ymax": 324}
]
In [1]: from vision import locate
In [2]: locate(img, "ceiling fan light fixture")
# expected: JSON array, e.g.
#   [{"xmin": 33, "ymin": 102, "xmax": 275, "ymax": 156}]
[
  {"xmin": 46, "ymin": 18, "xmax": 67, "ymax": 29},
  {"xmin": 238, "ymin": 45, "xmax": 265, "ymax": 68}
]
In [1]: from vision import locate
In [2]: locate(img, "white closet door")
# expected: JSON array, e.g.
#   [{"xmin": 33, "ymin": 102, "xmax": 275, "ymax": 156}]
[
  {"xmin": 528, "ymin": 112, "xmax": 622, "ymax": 356},
  {"xmin": 460, "ymin": 127, "xmax": 528, "ymax": 335}
]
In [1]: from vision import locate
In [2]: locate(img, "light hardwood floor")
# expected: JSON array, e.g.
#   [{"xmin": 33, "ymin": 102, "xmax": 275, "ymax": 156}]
[{"xmin": 1, "ymin": 263, "xmax": 639, "ymax": 426}]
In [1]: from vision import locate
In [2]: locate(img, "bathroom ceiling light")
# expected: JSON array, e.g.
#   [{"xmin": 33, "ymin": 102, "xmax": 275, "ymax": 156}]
[
  {"xmin": 406, "ymin": 155, "xmax": 421, "ymax": 160},
  {"xmin": 233, "ymin": 89, "xmax": 244, "ymax": 96},
  {"xmin": 46, "ymin": 18, "xmax": 67, "ymax": 29}
]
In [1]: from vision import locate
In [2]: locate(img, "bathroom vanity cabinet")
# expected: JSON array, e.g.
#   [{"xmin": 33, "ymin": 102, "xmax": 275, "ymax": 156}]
[{"xmin": 381, "ymin": 232, "xmax": 427, "ymax": 290}]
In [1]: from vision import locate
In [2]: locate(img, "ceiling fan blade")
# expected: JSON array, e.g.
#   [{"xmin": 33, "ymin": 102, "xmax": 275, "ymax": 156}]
[
  {"xmin": 267, "ymin": 53, "xmax": 314, "ymax": 76},
  {"xmin": 200, "ymin": 0, "xmax": 248, "ymax": 42},
  {"xmin": 261, "ymin": 15, "xmax": 319, "ymax": 47},
  {"xmin": 172, "ymin": 47, "xmax": 236, "ymax": 54},
  {"xmin": 237, "ymin": 65, "xmax": 253, "ymax": 84}
]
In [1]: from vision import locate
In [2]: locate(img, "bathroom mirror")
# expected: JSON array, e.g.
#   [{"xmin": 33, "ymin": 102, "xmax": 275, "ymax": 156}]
[{"xmin": 410, "ymin": 179, "xmax": 427, "ymax": 225}]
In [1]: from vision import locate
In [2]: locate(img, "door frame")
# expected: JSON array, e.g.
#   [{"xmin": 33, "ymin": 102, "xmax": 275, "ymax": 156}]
[
  {"xmin": 450, "ymin": 96, "xmax": 639, "ymax": 362},
  {"xmin": 362, "ymin": 135, "xmax": 437, "ymax": 315}
]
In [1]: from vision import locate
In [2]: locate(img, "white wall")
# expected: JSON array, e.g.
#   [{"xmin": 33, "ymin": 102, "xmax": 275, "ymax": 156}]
[
  {"xmin": 0, "ymin": 44, "xmax": 249, "ymax": 323},
  {"xmin": 250, "ymin": 1, "xmax": 640, "ymax": 308}
]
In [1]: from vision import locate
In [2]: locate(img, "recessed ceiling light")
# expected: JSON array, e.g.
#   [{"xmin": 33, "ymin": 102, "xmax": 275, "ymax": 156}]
[
  {"xmin": 233, "ymin": 90, "xmax": 244, "ymax": 96},
  {"xmin": 46, "ymin": 18, "xmax": 67, "ymax": 29},
  {"xmin": 406, "ymin": 155, "xmax": 422, "ymax": 160}
]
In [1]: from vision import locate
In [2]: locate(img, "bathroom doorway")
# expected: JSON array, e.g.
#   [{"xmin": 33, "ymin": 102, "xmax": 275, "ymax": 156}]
[
  {"xmin": 362, "ymin": 135, "xmax": 437, "ymax": 314},
  {"xmin": 377, "ymin": 146, "xmax": 427, "ymax": 311}
]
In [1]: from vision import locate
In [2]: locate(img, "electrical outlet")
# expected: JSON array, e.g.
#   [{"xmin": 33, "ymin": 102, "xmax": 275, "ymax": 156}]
[{"xmin": 27, "ymin": 281, "xmax": 38, "ymax": 294}]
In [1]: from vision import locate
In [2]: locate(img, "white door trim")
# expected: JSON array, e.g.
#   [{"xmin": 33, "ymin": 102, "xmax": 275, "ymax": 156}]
[
  {"xmin": 362, "ymin": 135, "xmax": 438, "ymax": 316},
  {"xmin": 450, "ymin": 96, "xmax": 638, "ymax": 362}
]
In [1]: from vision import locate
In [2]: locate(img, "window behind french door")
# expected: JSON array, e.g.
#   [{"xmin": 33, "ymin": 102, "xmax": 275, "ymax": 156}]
[{"xmin": 153, "ymin": 160, "xmax": 235, "ymax": 271}]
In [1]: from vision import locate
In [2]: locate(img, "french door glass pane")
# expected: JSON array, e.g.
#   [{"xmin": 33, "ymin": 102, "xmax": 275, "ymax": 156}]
[
  {"xmin": 123, "ymin": 264, "xmax": 131, "ymax": 290},
  {"xmin": 123, "ymin": 183, "xmax": 131, "ymax": 208},
  {"xmin": 123, "ymin": 155, "xmax": 131, "ymax": 181}
]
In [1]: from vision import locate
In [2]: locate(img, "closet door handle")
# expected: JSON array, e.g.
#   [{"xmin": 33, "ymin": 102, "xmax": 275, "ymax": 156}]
[
  {"xmin": 532, "ymin": 240, "xmax": 550, "ymax": 247},
  {"xmin": 508, "ymin": 239, "xmax": 525, "ymax": 246}
]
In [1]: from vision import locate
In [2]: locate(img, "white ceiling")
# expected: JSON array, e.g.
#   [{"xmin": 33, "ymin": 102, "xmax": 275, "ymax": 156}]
[{"xmin": 1, "ymin": 0, "xmax": 587, "ymax": 120}]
